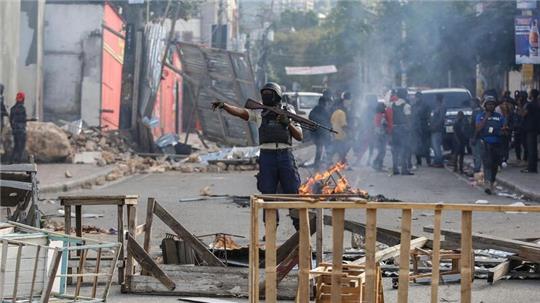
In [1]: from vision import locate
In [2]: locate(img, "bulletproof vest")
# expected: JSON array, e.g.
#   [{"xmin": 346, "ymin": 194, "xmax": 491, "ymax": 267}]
[
  {"xmin": 258, "ymin": 106, "xmax": 292, "ymax": 146},
  {"xmin": 480, "ymin": 113, "xmax": 503, "ymax": 138},
  {"xmin": 392, "ymin": 102, "xmax": 407, "ymax": 125}
]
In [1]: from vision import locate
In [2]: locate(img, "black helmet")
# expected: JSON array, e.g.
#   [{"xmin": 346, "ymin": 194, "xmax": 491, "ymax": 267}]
[
  {"xmin": 260, "ymin": 82, "xmax": 282, "ymax": 106},
  {"xmin": 260, "ymin": 82, "xmax": 282, "ymax": 99}
]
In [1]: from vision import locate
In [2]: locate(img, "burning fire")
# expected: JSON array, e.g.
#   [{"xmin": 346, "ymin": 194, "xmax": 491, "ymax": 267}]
[{"xmin": 299, "ymin": 162, "xmax": 368, "ymax": 196}]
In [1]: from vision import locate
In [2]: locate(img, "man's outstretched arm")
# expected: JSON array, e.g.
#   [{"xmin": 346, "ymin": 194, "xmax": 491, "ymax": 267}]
[{"xmin": 212, "ymin": 101, "xmax": 249, "ymax": 121}]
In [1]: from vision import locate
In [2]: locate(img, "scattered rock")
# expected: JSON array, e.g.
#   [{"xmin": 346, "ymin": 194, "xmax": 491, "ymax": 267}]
[
  {"xmin": 179, "ymin": 165, "xmax": 194, "ymax": 173},
  {"xmin": 216, "ymin": 162, "xmax": 227, "ymax": 170},
  {"xmin": 94, "ymin": 176, "xmax": 106, "ymax": 186},
  {"xmin": 200, "ymin": 185, "xmax": 212, "ymax": 196},
  {"xmin": 96, "ymin": 158, "xmax": 107, "ymax": 167},
  {"xmin": 207, "ymin": 165, "xmax": 222, "ymax": 173},
  {"xmin": 81, "ymin": 181, "xmax": 93, "ymax": 189},
  {"xmin": 65, "ymin": 170, "xmax": 72, "ymax": 178}
]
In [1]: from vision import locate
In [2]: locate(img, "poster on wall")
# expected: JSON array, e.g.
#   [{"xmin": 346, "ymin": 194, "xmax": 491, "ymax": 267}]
[{"xmin": 515, "ymin": 16, "xmax": 540, "ymax": 64}]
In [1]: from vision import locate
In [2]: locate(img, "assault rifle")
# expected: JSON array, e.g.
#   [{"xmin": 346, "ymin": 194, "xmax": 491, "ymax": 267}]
[{"xmin": 244, "ymin": 98, "xmax": 337, "ymax": 134}]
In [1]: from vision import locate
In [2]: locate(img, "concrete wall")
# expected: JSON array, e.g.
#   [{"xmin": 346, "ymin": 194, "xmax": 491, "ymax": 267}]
[
  {"xmin": 43, "ymin": 3, "xmax": 103, "ymax": 124},
  {"xmin": 18, "ymin": 0, "xmax": 45, "ymax": 120},
  {"xmin": 0, "ymin": 0, "xmax": 21, "ymax": 107}
]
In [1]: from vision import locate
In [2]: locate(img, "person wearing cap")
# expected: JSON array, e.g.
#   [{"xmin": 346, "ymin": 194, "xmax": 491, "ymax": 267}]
[
  {"xmin": 475, "ymin": 95, "xmax": 507, "ymax": 194},
  {"xmin": 10, "ymin": 92, "xmax": 27, "ymax": 163},
  {"xmin": 211, "ymin": 82, "xmax": 303, "ymax": 230}
]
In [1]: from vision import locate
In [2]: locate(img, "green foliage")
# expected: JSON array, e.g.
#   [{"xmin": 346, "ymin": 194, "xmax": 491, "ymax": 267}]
[{"xmin": 265, "ymin": 0, "xmax": 518, "ymax": 92}]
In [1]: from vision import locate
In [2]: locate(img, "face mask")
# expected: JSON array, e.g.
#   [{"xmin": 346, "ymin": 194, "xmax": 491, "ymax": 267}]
[{"xmin": 262, "ymin": 91, "xmax": 277, "ymax": 106}]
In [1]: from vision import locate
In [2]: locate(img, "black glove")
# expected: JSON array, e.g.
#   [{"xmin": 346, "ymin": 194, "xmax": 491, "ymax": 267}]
[
  {"xmin": 211, "ymin": 101, "xmax": 225, "ymax": 111},
  {"xmin": 277, "ymin": 114, "xmax": 290, "ymax": 126}
]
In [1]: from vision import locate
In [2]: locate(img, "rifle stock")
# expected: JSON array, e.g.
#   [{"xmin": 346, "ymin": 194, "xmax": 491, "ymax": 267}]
[{"xmin": 244, "ymin": 99, "xmax": 337, "ymax": 134}]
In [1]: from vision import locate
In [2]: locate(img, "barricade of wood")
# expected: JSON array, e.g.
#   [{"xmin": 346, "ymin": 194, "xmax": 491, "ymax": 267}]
[
  {"xmin": 0, "ymin": 221, "xmax": 121, "ymax": 302},
  {"xmin": 124, "ymin": 198, "xmax": 299, "ymax": 298},
  {"xmin": 249, "ymin": 194, "xmax": 540, "ymax": 303}
]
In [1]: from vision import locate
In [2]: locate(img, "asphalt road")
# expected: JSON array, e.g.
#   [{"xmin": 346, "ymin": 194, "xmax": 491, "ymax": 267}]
[{"xmin": 40, "ymin": 145, "xmax": 540, "ymax": 303}]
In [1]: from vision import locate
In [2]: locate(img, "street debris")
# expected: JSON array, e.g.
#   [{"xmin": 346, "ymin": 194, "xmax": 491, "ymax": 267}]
[{"xmin": 56, "ymin": 209, "xmax": 103, "ymax": 218}]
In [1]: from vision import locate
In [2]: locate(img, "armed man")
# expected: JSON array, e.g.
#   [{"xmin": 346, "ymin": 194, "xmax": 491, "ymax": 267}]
[{"xmin": 212, "ymin": 82, "xmax": 303, "ymax": 230}]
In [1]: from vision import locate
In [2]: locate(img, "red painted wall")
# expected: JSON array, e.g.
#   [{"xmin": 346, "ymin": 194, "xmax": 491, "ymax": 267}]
[
  {"xmin": 151, "ymin": 52, "xmax": 182, "ymax": 140},
  {"xmin": 100, "ymin": 3, "xmax": 125, "ymax": 130}
]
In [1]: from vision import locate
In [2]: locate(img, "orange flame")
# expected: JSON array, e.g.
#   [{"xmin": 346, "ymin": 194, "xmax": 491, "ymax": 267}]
[{"xmin": 299, "ymin": 162, "xmax": 349, "ymax": 195}]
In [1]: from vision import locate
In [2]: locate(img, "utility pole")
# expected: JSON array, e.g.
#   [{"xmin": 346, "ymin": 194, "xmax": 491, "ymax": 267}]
[
  {"xmin": 256, "ymin": 0, "xmax": 274, "ymax": 88},
  {"xmin": 400, "ymin": 19, "xmax": 407, "ymax": 88}
]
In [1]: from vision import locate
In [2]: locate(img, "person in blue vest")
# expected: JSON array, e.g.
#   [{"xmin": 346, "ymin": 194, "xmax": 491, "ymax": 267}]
[
  {"xmin": 475, "ymin": 95, "xmax": 507, "ymax": 195},
  {"xmin": 211, "ymin": 82, "xmax": 303, "ymax": 230}
]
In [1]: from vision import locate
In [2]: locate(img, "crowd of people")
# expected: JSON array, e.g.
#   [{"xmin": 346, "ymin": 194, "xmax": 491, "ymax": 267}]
[{"xmin": 307, "ymin": 87, "xmax": 540, "ymax": 195}]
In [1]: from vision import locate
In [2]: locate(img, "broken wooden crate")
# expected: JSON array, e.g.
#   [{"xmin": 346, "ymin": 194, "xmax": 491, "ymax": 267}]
[
  {"xmin": 123, "ymin": 198, "xmax": 298, "ymax": 299},
  {"xmin": 311, "ymin": 263, "xmax": 384, "ymax": 303},
  {"xmin": 0, "ymin": 221, "xmax": 121, "ymax": 302},
  {"xmin": 250, "ymin": 194, "xmax": 540, "ymax": 303}
]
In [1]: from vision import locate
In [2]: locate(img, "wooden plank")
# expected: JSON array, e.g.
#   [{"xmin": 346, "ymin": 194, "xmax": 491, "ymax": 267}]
[
  {"xmin": 430, "ymin": 209, "xmax": 442, "ymax": 303},
  {"xmin": 126, "ymin": 204, "xmax": 137, "ymax": 278},
  {"xmin": 29, "ymin": 245, "xmax": 41, "ymax": 302},
  {"xmin": 423, "ymin": 226, "xmax": 540, "ymax": 259},
  {"xmin": 331, "ymin": 209, "xmax": 344, "ymax": 303},
  {"xmin": 143, "ymin": 198, "xmax": 155, "ymax": 254},
  {"xmin": 0, "ymin": 164, "xmax": 37, "ymax": 173},
  {"xmin": 118, "ymin": 205, "xmax": 125, "ymax": 285},
  {"xmin": 322, "ymin": 214, "xmax": 403, "ymax": 246},
  {"xmin": 397, "ymin": 209, "xmax": 411, "ymax": 303},
  {"xmin": 297, "ymin": 208, "xmax": 310, "ymax": 303},
  {"xmin": 75, "ymin": 248, "xmax": 87, "ymax": 297},
  {"xmin": 0, "ymin": 180, "xmax": 33, "ymax": 191},
  {"xmin": 75, "ymin": 205, "xmax": 82, "ymax": 238},
  {"xmin": 460, "ymin": 211, "xmax": 472, "ymax": 303},
  {"xmin": 127, "ymin": 265, "xmax": 298, "ymax": 299},
  {"xmin": 11, "ymin": 243, "xmax": 22, "ymax": 301},
  {"xmin": 59, "ymin": 195, "xmax": 139, "ymax": 203},
  {"xmin": 152, "ymin": 202, "xmax": 224, "ymax": 267},
  {"xmin": 102, "ymin": 243, "xmax": 121, "ymax": 300},
  {"xmin": 316, "ymin": 208, "xmax": 323, "ymax": 266},
  {"xmin": 250, "ymin": 198, "xmax": 260, "ymax": 303},
  {"xmin": 126, "ymin": 234, "xmax": 176, "ymax": 291},
  {"xmin": 40, "ymin": 249, "xmax": 62, "ymax": 303},
  {"xmin": 249, "ymin": 197, "xmax": 255, "ymax": 303},
  {"xmin": 263, "ymin": 210, "xmax": 316, "ymax": 267},
  {"xmin": 365, "ymin": 208, "xmax": 377, "ymax": 303},
  {"xmin": 264, "ymin": 209, "xmax": 277, "ymax": 303},
  {"xmin": 257, "ymin": 201, "xmax": 540, "ymax": 212},
  {"xmin": 518, "ymin": 246, "xmax": 540, "ymax": 263},
  {"xmin": 91, "ymin": 248, "xmax": 102, "ymax": 297},
  {"xmin": 487, "ymin": 260, "xmax": 510, "ymax": 284},
  {"xmin": 1, "ymin": 239, "xmax": 8, "ymax": 301}
]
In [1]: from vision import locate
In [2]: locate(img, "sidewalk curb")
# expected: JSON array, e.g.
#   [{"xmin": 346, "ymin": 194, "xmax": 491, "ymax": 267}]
[
  {"xmin": 462, "ymin": 159, "xmax": 540, "ymax": 202},
  {"xmin": 39, "ymin": 166, "xmax": 115, "ymax": 194},
  {"xmin": 496, "ymin": 174, "xmax": 540, "ymax": 202}
]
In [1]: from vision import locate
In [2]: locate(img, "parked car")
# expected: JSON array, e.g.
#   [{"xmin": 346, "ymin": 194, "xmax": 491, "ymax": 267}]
[
  {"xmin": 283, "ymin": 92, "xmax": 323, "ymax": 119},
  {"xmin": 420, "ymin": 88, "xmax": 473, "ymax": 151}
]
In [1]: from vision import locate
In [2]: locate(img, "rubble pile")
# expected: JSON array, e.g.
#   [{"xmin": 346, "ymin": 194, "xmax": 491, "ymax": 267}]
[
  {"xmin": 69, "ymin": 127, "xmax": 134, "ymax": 160},
  {"xmin": 1, "ymin": 122, "xmax": 72, "ymax": 162}
]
